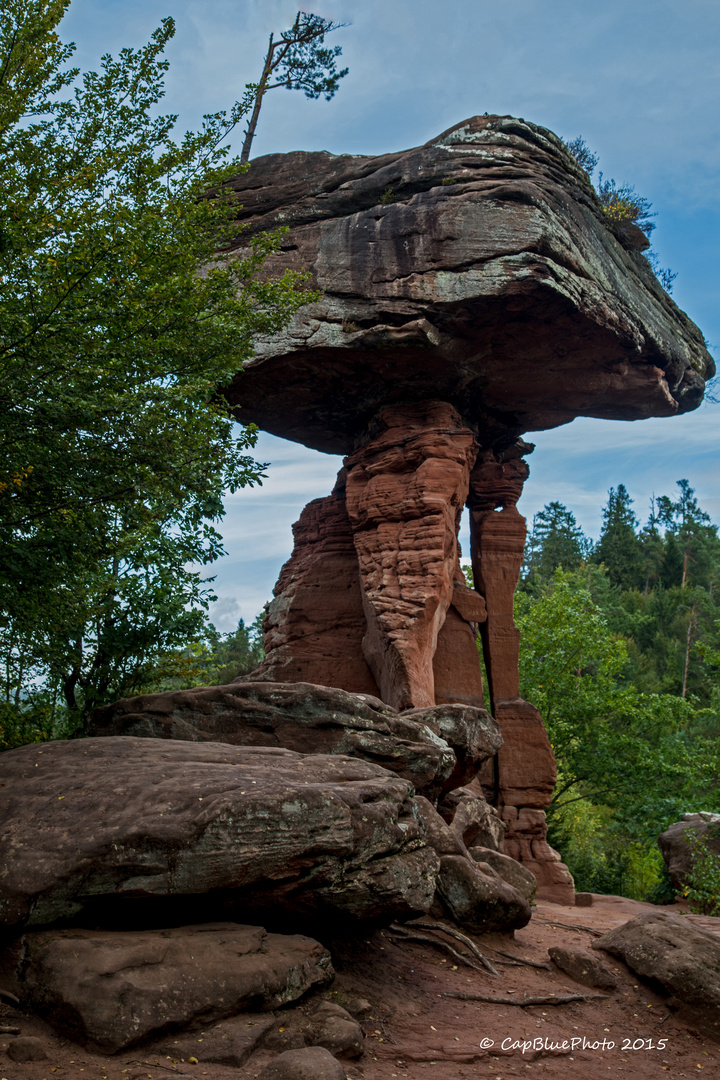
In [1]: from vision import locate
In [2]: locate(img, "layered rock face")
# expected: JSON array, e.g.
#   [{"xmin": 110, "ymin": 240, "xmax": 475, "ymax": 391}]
[
  {"xmin": 88, "ymin": 680, "xmax": 501, "ymax": 800},
  {"xmin": 220, "ymin": 116, "xmax": 712, "ymax": 901},
  {"xmin": 0, "ymin": 737, "xmax": 439, "ymax": 931},
  {"xmin": 3, "ymin": 115, "xmax": 712, "ymax": 1070},
  {"xmin": 343, "ymin": 401, "xmax": 477, "ymax": 710},
  {"xmin": 225, "ymin": 114, "xmax": 712, "ymax": 451}
]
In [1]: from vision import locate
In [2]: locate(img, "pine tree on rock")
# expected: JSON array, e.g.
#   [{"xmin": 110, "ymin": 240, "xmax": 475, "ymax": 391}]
[{"xmin": 240, "ymin": 12, "xmax": 348, "ymax": 163}]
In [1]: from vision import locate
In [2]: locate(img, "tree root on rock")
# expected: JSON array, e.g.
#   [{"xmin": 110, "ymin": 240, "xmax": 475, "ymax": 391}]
[
  {"xmin": 443, "ymin": 991, "xmax": 609, "ymax": 1006},
  {"xmin": 389, "ymin": 925, "xmax": 493, "ymax": 976},
  {"xmin": 536, "ymin": 920, "xmax": 602, "ymax": 936},
  {"xmin": 404, "ymin": 920, "xmax": 499, "ymax": 975}
]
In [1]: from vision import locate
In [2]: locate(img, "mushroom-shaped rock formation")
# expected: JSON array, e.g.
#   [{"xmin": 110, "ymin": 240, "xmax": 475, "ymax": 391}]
[{"xmin": 220, "ymin": 115, "xmax": 713, "ymax": 901}]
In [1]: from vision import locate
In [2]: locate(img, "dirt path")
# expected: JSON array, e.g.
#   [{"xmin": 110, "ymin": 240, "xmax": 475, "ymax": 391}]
[{"xmin": 2, "ymin": 899, "xmax": 718, "ymax": 1080}]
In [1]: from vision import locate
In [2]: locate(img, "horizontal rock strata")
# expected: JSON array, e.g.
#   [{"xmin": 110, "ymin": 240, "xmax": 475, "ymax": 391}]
[
  {"xmin": 87, "ymin": 681, "xmax": 501, "ymax": 799},
  {"xmin": 0, "ymin": 737, "xmax": 439, "ymax": 930},
  {"xmin": 224, "ymin": 116, "xmax": 713, "ymax": 453}
]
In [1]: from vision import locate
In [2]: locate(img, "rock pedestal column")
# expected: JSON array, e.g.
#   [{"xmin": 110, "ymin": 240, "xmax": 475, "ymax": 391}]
[
  {"xmin": 344, "ymin": 401, "xmax": 479, "ymax": 711},
  {"xmin": 249, "ymin": 405, "xmax": 572, "ymax": 901},
  {"xmin": 468, "ymin": 442, "xmax": 574, "ymax": 903},
  {"xmin": 251, "ymin": 401, "xmax": 486, "ymax": 711}
]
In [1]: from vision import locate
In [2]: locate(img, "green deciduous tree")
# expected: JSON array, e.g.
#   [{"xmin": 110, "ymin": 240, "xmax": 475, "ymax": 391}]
[
  {"xmin": 0, "ymin": 1, "xmax": 311, "ymax": 741},
  {"xmin": 516, "ymin": 567, "xmax": 718, "ymax": 894},
  {"xmin": 240, "ymin": 12, "xmax": 348, "ymax": 163}
]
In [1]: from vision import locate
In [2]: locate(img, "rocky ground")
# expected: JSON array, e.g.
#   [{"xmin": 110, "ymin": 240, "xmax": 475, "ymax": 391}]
[{"xmin": 2, "ymin": 896, "xmax": 717, "ymax": 1080}]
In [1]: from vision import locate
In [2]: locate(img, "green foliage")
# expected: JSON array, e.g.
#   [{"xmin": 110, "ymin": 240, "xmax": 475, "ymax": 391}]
[
  {"xmin": 523, "ymin": 501, "xmax": 590, "ymax": 585},
  {"xmin": 562, "ymin": 135, "xmax": 599, "ymax": 176},
  {"xmin": 518, "ymin": 480, "xmax": 720, "ymax": 899},
  {"xmin": 208, "ymin": 614, "xmax": 265, "ymax": 685},
  {"xmin": 596, "ymin": 174, "xmax": 656, "ymax": 236},
  {"xmin": 0, "ymin": 1, "xmax": 311, "ymax": 739},
  {"xmin": 683, "ymin": 829, "xmax": 720, "ymax": 916},
  {"xmin": 547, "ymin": 798, "xmax": 667, "ymax": 899},
  {"xmin": 517, "ymin": 558, "xmax": 720, "ymax": 901},
  {"xmin": 272, "ymin": 13, "xmax": 348, "ymax": 100},
  {"xmin": 593, "ymin": 485, "xmax": 644, "ymax": 590},
  {"xmin": 562, "ymin": 134, "xmax": 675, "ymax": 292}
]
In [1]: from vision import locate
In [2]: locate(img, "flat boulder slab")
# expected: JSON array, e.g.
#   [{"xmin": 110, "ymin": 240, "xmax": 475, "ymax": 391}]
[
  {"xmin": 87, "ymin": 681, "xmax": 500, "ymax": 799},
  {"xmin": 1, "ymin": 924, "xmax": 330, "ymax": 1054},
  {"xmin": 0, "ymin": 737, "xmax": 439, "ymax": 931},
  {"xmin": 593, "ymin": 910, "xmax": 720, "ymax": 1039},
  {"xmin": 548, "ymin": 945, "xmax": 617, "ymax": 990},
  {"xmin": 658, "ymin": 813, "xmax": 720, "ymax": 890},
  {"xmin": 258, "ymin": 1046, "xmax": 347, "ymax": 1080}
]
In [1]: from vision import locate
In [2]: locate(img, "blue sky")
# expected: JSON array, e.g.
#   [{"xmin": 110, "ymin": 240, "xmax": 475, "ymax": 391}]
[{"xmin": 61, "ymin": 0, "xmax": 720, "ymax": 629}]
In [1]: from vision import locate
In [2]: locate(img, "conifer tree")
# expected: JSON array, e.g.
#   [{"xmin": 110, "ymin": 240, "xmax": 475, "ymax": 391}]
[
  {"xmin": 240, "ymin": 12, "xmax": 348, "ymax": 163},
  {"xmin": 524, "ymin": 502, "xmax": 590, "ymax": 583},
  {"xmin": 593, "ymin": 485, "xmax": 644, "ymax": 589}
]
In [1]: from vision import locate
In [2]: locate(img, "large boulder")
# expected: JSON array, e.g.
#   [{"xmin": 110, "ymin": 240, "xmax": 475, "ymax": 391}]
[
  {"xmin": 435, "ymin": 854, "xmax": 531, "ymax": 932},
  {"xmin": 0, "ymin": 737, "xmax": 439, "ymax": 931},
  {"xmin": 87, "ymin": 681, "xmax": 501, "ymax": 799},
  {"xmin": 468, "ymin": 845, "xmax": 537, "ymax": 901},
  {"xmin": 0, "ymin": 924, "xmax": 332, "ymax": 1053},
  {"xmin": 593, "ymin": 910, "xmax": 720, "ymax": 1039},
  {"xmin": 222, "ymin": 116, "xmax": 713, "ymax": 454},
  {"xmin": 658, "ymin": 813, "xmax": 720, "ymax": 890}
]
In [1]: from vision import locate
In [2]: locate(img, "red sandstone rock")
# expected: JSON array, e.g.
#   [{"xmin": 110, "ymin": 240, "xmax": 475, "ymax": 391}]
[
  {"xmin": 251, "ymin": 472, "xmax": 379, "ymax": 696},
  {"xmin": 2, "ymin": 924, "xmax": 331, "ymax": 1053},
  {"xmin": 343, "ymin": 401, "xmax": 478, "ymax": 710},
  {"xmin": 492, "ymin": 698, "xmax": 557, "ymax": 807},
  {"xmin": 435, "ymin": 854, "xmax": 532, "ymax": 933},
  {"xmin": 88, "ymin": 682, "xmax": 501, "ymax": 800},
  {"xmin": 218, "ymin": 115, "xmax": 713, "ymax": 903},
  {"xmin": 502, "ymin": 804, "xmax": 575, "ymax": 904},
  {"xmin": 468, "ymin": 445, "xmax": 532, "ymax": 705},
  {"xmin": 0, "ymin": 737, "xmax": 439, "ymax": 930},
  {"xmin": 433, "ymin": 575, "xmax": 487, "ymax": 708},
  {"xmin": 466, "ymin": 444, "xmax": 573, "ymax": 903}
]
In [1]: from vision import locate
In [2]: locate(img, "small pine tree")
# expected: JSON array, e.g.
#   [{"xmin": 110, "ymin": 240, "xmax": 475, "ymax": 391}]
[{"xmin": 241, "ymin": 12, "xmax": 348, "ymax": 163}]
